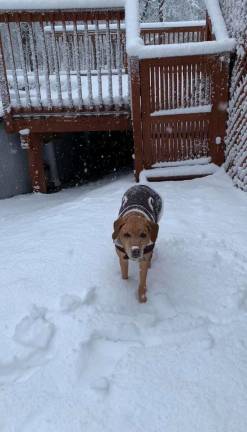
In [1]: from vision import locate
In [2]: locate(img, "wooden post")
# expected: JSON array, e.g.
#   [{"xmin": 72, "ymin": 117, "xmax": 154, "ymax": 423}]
[
  {"xmin": 20, "ymin": 131, "xmax": 47, "ymax": 193},
  {"xmin": 205, "ymin": 12, "xmax": 213, "ymax": 41},
  {"xmin": 210, "ymin": 55, "xmax": 230, "ymax": 166},
  {"xmin": 129, "ymin": 56, "xmax": 143, "ymax": 181}
]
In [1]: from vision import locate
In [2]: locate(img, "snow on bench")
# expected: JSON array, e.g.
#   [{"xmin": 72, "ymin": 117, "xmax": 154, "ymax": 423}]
[
  {"xmin": 151, "ymin": 105, "xmax": 212, "ymax": 117},
  {"xmin": 140, "ymin": 162, "xmax": 218, "ymax": 182},
  {"xmin": 151, "ymin": 157, "xmax": 212, "ymax": 169}
]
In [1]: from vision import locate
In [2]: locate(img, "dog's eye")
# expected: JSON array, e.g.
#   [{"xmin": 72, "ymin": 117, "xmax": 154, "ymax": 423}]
[
  {"xmin": 123, "ymin": 232, "xmax": 131, "ymax": 238},
  {"xmin": 140, "ymin": 232, "xmax": 147, "ymax": 238}
]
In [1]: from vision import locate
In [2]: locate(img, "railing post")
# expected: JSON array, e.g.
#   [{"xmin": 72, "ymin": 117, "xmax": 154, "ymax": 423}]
[
  {"xmin": 210, "ymin": 54, "xmax": 230, "ymax": 166},
  {"xmin": 129, "ymin": 56, "xmax": 143, "ymax": 181},
  {"xmin": 20, "ymin": 131, "xmax": 47, "ymax": 193},
  {"xmin": 205, "ymin": 12, "xmax": 213, "ymax": 41}
]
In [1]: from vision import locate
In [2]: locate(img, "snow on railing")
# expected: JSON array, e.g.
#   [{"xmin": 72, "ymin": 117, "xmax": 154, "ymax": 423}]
[
  {"xmin": 0, "ymin": 0, "xmax": 126, "ymax": 9},
  {"xmin": 125, "ymin": 0, "xmax": 236, "ymax": 58}
]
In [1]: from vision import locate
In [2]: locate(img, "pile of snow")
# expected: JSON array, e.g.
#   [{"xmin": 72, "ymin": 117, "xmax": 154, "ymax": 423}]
[
  {"xmin": 0, "ymin": 170, "xmax": 247, "ymax": 431},
  {"xmin": 140, "ymin": 162, "xmax": 218, "ymax": 181},
  {"xmin": 7, "ymin": 73, "xmax": 129, "ymax": 109}
]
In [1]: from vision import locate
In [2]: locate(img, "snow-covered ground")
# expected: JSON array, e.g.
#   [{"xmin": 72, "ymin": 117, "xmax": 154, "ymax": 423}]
[{"xmin": 0, "ymin": 169, "xmax": 247, "ymax": 431}]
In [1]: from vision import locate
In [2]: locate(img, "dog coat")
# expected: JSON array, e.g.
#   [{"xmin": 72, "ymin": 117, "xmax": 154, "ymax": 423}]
[{"xmin": 118, "ymin": 185, "xmax": 162, "ymax": 223}]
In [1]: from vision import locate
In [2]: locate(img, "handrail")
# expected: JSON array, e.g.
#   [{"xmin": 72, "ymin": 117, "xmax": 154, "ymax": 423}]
[{"xmin": 125, "ymin": 0, "xmax": 236, "ymax": 58}]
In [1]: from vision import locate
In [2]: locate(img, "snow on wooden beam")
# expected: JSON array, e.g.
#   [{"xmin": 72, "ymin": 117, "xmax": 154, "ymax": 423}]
[{"xmin": 0, "ymin": 0, "xmax": 125, "ymax": 10}]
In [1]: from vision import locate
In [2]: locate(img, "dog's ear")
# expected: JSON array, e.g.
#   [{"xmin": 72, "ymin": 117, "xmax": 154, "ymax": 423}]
[
  {"xmin": 112, "ymin": 217, "xmax": 125, "ymax": 240},
  {"xmin": 147, "ymin": 221, "xmax": 159, "ymax": 243}
]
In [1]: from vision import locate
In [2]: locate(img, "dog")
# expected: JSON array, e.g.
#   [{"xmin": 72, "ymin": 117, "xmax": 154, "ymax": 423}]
[{"xmin": 112, "ymin": 185, "xmax": 162, "ymax": 303}]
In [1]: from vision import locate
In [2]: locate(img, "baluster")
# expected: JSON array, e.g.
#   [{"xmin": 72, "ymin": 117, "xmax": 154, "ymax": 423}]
[
  {"xmin": 28, "ymin": 23, "xmax": 42, "ymax": 107},
  {"xmin": 50, "ymin": 21, "xmax": 63, "ymax": 107},
  {"xmin": 0, "ymin": 37, "xmax": 11, "ymax": 114},
  {"xmin": 39, "ymin": 20, "xmax": 52, "ymax": 109},
  {"xmin": 116, "ymin": 18, "xmax": 123, "ymax": 106},
  {"xmin": 5, "ymin": 23, "xmax": 21, "ymax": 107},
  {"xmin": 72, "ymin": 19, "xmax": 83, "ymax": 109},
  {"xmin": 84, "ymin": 20, "xmax": 93, "ymax": 108},
  {"xmin": 15, "ymin": 21, "xmax": 32, "ymax": 108},
  {"xmin": 61, "ymin": 19, "xmax": 73, "ymax": 108},
  {"xmin": 95, "ymin": 20, "xmax": 103, "ymax": 107},
  {"xmin": 106, "ymin": 18, "xmax": 113, "ymax": 107}
]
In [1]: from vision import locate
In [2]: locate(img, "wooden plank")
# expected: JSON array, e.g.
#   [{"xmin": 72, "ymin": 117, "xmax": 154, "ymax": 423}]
[
  {"xmin": 150, "ymin": 112, "xmax": 211, "ymax": 122},
  {"xmin": 27, "ymin": 133, "xmax": 47, "ymax": 193},
  {"xmin": 140, "ymin": 60, "xmax": 153, "ymax": 168},
  {"xmin": 0, "ymin": 9, "xmax": 125, "ymax": 22},
  {"xmin": 5, "ymin": 113, "xmax": 131, "ymax": 133},
  {"xmin": 147, "ymin": 173, "xmax": 213, "ymax": 182},
  {"xmin": 129, "ymin": 57, "xmax": 143, "ymax": 179}
]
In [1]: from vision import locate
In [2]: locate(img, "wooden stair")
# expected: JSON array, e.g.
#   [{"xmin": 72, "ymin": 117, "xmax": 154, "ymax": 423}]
[{"xmin": 140, "ymin": 158, "xmax": 219, "ymax": 182}]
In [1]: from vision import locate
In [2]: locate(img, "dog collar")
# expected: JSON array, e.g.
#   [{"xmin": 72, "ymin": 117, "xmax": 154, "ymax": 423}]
[{"xmin": 115, "ymin": 243, "xmax": 155, "ymax": 260}]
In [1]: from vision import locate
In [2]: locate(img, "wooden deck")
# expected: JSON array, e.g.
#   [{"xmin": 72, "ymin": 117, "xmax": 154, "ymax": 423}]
[{"xmin": 0, "ymin": 4, "xmax": 234, "ymax": 192}]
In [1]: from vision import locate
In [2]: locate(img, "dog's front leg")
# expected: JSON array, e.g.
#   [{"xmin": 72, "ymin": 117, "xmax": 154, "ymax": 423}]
[
  {"xmin": 117, "ymin": 250, "xmax": 128, "ymax": 279},
  {"xmin": 138, "ymin": 258, "xmax": 150, "ymax": 303}
]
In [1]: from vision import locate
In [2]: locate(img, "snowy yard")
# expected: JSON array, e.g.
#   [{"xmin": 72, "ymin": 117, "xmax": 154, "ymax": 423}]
[{"xmin": 0, "ymin": 169, "xmax": 247, "ymax": 431}]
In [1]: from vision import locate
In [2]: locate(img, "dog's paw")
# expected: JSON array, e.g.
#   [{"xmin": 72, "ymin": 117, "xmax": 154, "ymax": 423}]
[{"xmin": 139, "ymin": 292, "xmax": 147, "ymax": 303}]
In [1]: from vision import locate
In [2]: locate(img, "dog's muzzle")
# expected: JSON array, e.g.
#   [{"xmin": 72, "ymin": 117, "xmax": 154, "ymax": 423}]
[{"xmin": 131, "ymin": 246, "xmax": 141, "ymax": 260}]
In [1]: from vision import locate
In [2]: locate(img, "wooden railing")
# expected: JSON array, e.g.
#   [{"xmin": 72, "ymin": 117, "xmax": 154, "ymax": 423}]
[
  {"xmin": 0, "ymin": 2, "xmax": 234, "ymax": 190},
  {"xmin": 0, "ymin": 11, "xmax": 210, "ymax": 126},
  {"xmin": 128, "ymin": 10, "xmax": 234, "ymax": 177},
  {"xmin": 140, "ymin": 22, "xmax": 207, "ymax": 45},
  {"xmin": 0, "ymin": 9, "xmax": 128, "ymax": 118}
]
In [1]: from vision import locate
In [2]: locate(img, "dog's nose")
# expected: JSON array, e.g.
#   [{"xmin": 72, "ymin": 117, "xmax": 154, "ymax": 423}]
[{"xmin": 131, "ymin": 246, "xmax": 140, "ymax": 259}]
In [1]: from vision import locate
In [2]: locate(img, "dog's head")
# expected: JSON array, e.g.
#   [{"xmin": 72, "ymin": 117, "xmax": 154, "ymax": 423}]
[{"xmin": 112, "ymin": 213, "xmax": 159, "ymax": 260}]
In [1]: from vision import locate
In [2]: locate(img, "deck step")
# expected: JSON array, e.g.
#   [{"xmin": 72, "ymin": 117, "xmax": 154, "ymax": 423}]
[{"xmin": 140, "ymin": 162, "xmax": 219, "ymax": 182}]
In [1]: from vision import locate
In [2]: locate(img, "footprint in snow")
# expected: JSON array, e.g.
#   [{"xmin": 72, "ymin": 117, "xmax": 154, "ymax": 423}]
[
  {"xmin": 60, "ymin": 286, "xmax": 97, "ymax": 313},
  {"xmin": 0, "ymin": 305, "xmax": 56, "ymax": 386},
  {"xmin": 77, "ymin": 329, "xmax": 141, "ymax": 391}
]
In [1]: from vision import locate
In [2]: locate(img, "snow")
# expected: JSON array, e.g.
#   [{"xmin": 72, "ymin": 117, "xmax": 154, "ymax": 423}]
[
  {"xmin": 44, "ymin": 20, "xmax": 206, "ymax": 34},
  {"xmin": 204, "ymin": 0, "xmax": 229, "ymax": 40},
  {"xmin": 152, "ymin": 156, "xmax": 211, "ymax": 168},
  {"xmin": 140, "ymin": 20, "xmax": 206, "ymax": 29},
  {"xmin": 140, "ymin": 162, "xmax": 218, "ymax": 180},
  {"xmin": 0, "ymin": 0, "xmax": 125, "ymax": 9},
  {"xmin": 127, "ymin": 39, "xmax": 236, "ymax": 59},
  {"xmin": 151, "ymin": 105, "xmax": 212, "ymax": 116},
  {"xmin": 0, "ymin": 170, "xmax": 247, "ymax": 431},
  {"xmin": 7, "ymin": 73, "xmax": 129, "ymax": 109},
  {"xmin": 19, "ymin": 128, "xmax": 30, "ymax": 136}
]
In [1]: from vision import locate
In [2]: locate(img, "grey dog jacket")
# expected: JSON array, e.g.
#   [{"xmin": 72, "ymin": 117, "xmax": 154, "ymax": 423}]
[{"xmin": 118, "ymin": 185, "xmax": 162, "ymax": 223}]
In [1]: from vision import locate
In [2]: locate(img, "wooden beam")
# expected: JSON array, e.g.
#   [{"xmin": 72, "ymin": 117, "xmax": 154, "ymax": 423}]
[
  {"xmin": 129, "ymin": 57, "xmax": 143, "ymax": 181},
  {"xmin": 147, "ymin": 173, "xmax": 213, "ymax": 182},
  {"xmin": 6, "ymin": 113, "xmax": 131, "ymax": 134},
  {"xmin": 25, "ymin": 133, "xmax": 47, "ymax": 193}
]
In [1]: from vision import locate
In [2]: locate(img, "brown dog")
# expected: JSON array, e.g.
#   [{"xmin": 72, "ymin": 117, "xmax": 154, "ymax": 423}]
[{"xmin": 112, "ymin": 185, "xmax": 162, "ymax": 303}]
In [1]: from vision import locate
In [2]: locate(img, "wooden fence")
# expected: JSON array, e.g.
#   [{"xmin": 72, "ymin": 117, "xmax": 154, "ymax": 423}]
[
  {"xmin": 141, "ymin": 22, "xmax": 207, "ymax": 45},
  {"xmin": 0, "ymin": 3, "xmax": 234, "ymax": 191},
  {"xmin": 129, "ymin": 16, "xmax": 230, "ymax": 176}
]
